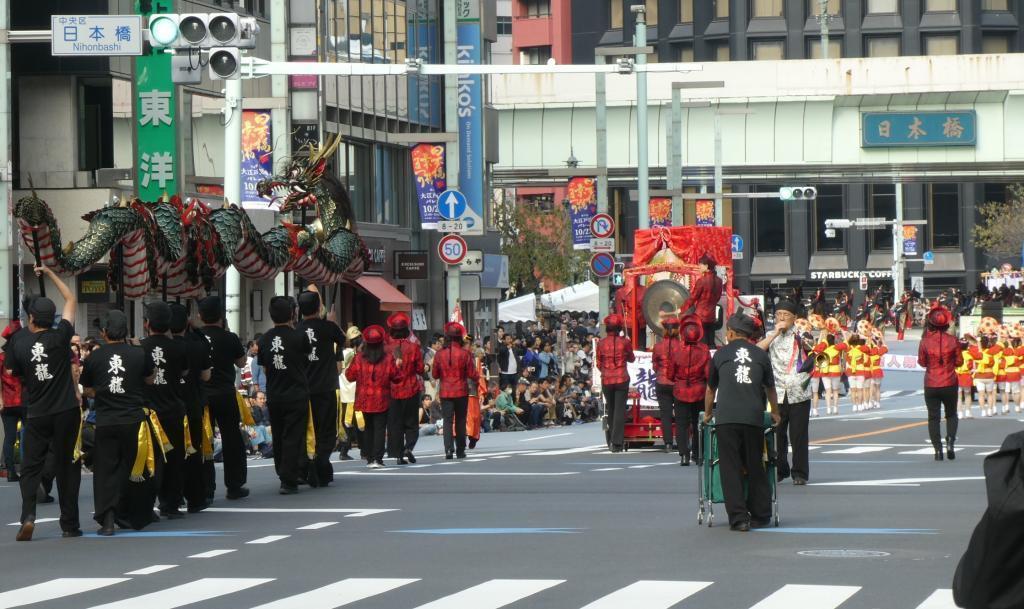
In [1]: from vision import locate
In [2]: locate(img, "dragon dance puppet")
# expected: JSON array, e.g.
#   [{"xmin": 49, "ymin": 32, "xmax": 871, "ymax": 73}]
[{"xmin": 14, "ymin": 137, "xmax": 368, "ymax": 299}]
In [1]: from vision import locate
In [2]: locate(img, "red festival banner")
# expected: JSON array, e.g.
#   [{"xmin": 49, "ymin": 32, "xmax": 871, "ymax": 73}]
[
  {"xmin": 649, "ymin": 197, "xmax": 672, "ymax": 227},
  {"xmin": 695, "ymin": 199, "xmax": 715, "ymax": 226}
]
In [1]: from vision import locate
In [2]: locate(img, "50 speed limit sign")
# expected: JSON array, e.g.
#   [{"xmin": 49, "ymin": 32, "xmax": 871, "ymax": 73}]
[{"xmin": 437, "ymin": 234, "xmax": 468, "ymax": 265}]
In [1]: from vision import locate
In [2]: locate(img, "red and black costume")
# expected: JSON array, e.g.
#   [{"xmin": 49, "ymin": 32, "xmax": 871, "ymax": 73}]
[
  {"xmin": 345, "ymin": 325, "xmax": 399, "ymax": 466},
  {"xmin": 652, "ymin": 317, "xmax": 681, "ymax": 454},
  {"xmin": 671, "ymin": 315, "xmax": 711, "ymax": 465},
  {"xmin": 917, "ymin": 306, "xmax": 963, "ymax": 460},
  {"xmin": 385, "ymin": 312, "xmax": 425, "ymax": 465},
  {"xmin": 680, "ymin": 254, "xmax": 724, "ymax": 348},
  {"xmin": 431, "ymin": 323, "xmax": 479, "ymax": 459},
  {"xmin": 596, "ymin": 314, "xmax": 635, "ymax": 452}
]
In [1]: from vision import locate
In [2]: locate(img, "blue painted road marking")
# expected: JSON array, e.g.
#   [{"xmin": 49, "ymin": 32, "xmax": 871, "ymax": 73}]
[{"xmin": 754, "ymin": 527, "xmax": 937, "ymax": 535}]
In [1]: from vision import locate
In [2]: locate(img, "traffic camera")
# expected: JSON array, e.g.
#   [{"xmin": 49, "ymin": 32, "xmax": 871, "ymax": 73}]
[
  {"xmin": 779, "ymin": 186, "xmax": 817, "ymax": 201},
  {"xmin": 824, "ymin": 218, "xmax": 853, "ymax": 229}
]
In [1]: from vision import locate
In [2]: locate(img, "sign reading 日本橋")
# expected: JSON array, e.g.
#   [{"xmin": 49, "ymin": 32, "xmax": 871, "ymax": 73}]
[{"xmin": 861, "ymin": 111, "xmax": 976, "ymax": 147}]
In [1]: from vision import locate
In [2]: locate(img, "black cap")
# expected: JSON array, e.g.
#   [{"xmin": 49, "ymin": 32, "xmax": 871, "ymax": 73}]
[
  {"xmin": 297, "ymin": 291, "xmax": 320, "ymax": 317},
  {"xmin": 726, "ymin": 312, "xmax": 756, "ymax": 337},
  {"xmin": 198, "ymin": 296, "xmax": 222, "ymax": 322},
  {"xmin": 29, "ymin": 297, "xmax": 56, "ymax": 326},
  {"xmin": 101, "ymin": 310, "xmax": 129, "ymax": 339},
  {"xmin": 775, "ymin": 299, "xmax": 799, "ymax": 315},
  {"xmin": 168, "ymin": 303, "xmax": 189, "ymax": 334}
]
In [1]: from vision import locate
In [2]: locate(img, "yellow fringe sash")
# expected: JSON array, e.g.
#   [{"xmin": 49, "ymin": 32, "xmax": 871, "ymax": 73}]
[
  {"xmin": 335, "ymin": 390, "xmax": 347, "ymax": 442},
  {"xmin": 183, "ymin": 415, "xmax": 196, "ymax": 456},
  {"xmin": 202, "ymin": 406, "xmax": 214, "ymax": 461},
  {"xmin": 72, "ymin": 409, "xmax": 85, "ymax": 462},
  {"xmin": 305, "ymin": 403, "xmax": 316, "ymax": 460},
  {"xmin": 129, "ymin": 419, "xmax": 155, "ymax": 482},
  {"xmin": 236, "ymin": 391, "xmax": 255, "ymax": 426},
  {"xmin": 146, "ymin": 408, "xmax": 172, "ymax": 455}
]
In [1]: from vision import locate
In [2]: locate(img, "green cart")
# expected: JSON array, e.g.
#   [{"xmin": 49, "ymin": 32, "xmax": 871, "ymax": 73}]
[{"xmin": 696, "ymin": 413, "xmax": 780, "ymax": 527}]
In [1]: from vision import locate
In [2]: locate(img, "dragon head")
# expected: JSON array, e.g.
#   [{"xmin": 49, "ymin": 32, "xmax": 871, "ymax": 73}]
[
  {"xmin": 13, "ymin": 192, "xmax": 53, "ymax": 227},
  {"xmin": 256, "ymin": 135, "xmax": 343, "ymax": 214}
]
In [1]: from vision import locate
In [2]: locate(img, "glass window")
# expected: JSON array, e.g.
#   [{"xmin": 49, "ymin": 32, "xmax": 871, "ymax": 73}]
[
  {"xmin": 982, "ymin": 34, "xmax": 1011, "ymax": 54},
  {"xmin": 611, "ymin": 0, "xmax": 623, "ymax": 27},
  {"xmin": 815, "ymin": 185, "xmax": 845, "ymax": 251},
  {"xmin": 680, "ymin": 0, "xmax": 694, "ymax": 23},
  {"xmin": 346, "ymin": 142, "xmax": 372, "ymax": 223},
  {"xmin": 809, "ymin": 0, "xmax": 840, "ymax": 15},
  {"xmin": 867, "ymin": 36, "xmax": 900, "ymax": 57},
  {"xmin": 869, "ymin": 184, "xmax": 896, "ymax": 250},
  {"xmin": 925, "ymin": 0, "xmax": 956, "ymax": 11},
  {"xmin": 984, "ymin": 183, "xmax": 1007, "ymax": 205},
  {"xmin": 756, "ymin": 197, "xmax": 787, "ymax": 253},
  {"xmin": 677, "ymin": 44, "xmax": 694, "ymax": 61},
  {"xmin": 715, "ymin": 0, "xmax": 729, "ymax": 19},
  {"xmin": 524, "ymin": 0, "xmax": 551, "ymax": 17},
  {"xmin": 645, "ymin": 0, "xmax": 659, "ymax": 26},
  {"xmin": 752, "ymin": 39, "xmax": 785, "ymax": 60},
  {"xmin": 519, "ymin": 46, "xmax": 552, "ymax": 64},
  {"xmin": 867, "ymin": 0, "xmax": 898, "ymax": 13},
  {"xmin": 983, "ymin": 0, "xmax": 1009, "ymax": 9},
  {"xmin": 497, "ymin": 16, "xmax": 512, "ymax": 35},
  {"xmin": 930, "ymin": 183, "xmax": 960, "ymax": 249},
  {"xmin": 751, "ymin": 0, "xmax": 783, "ymax": 17},
  {"xmin": 924, "ymin": 34, "xmax": 958, "ymax": 55},
  {"xmin": 714, "ymin": 41, "xmax": 731, "ymax": 60},
  {"xmin": 808, "ymin": 38, "xmax": 842, "ymax": 58}
]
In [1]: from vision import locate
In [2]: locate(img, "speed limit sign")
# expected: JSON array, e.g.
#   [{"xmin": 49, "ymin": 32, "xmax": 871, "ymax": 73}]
[{"xmin": 437, "ymin": 234, "xmax": 468, "ymax": 265}]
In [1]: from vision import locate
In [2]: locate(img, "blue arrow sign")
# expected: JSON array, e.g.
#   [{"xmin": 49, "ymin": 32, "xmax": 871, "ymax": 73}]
[
  {"xmin": 923, "ymin": 250, "xmax": 935, "ymax": 265},
  {"xmin": 731, "ymin": 234, "xmax": 744, "ymax": 253},
  {"xmin": 437, "ymin": 189, "xmax": 468, "ymax": 221}
]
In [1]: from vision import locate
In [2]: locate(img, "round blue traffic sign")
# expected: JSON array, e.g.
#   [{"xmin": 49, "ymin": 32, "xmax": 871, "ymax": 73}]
[
  {"xmin": 591, "ymin": 252, "xmax": 615, "ymax": 277},
  {"xmin": 437, "ymin": 189, "xmax": 468, "ymax": 221},
  {"xmin": 731, "ymin": 234, "xmax": 744, "ymax": 253}
]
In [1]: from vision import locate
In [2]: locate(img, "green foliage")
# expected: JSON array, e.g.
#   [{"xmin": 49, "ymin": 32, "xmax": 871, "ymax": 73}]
[
  {"xmin": 495, "ymin": 197, "xmax": 589, "ymax": 294},
  {"xmin": 972, "ymin": 184, "xmax": 1024, "ymax": 259}
]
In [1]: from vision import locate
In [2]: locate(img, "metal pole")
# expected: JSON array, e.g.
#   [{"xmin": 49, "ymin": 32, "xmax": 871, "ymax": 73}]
[
  {"xmin": 633, "ymin": 5, "xmax": 649, "ymax": 229},
  {"xmin": 223, "ymin": 77, "xmax": 243, "ymax": 333},
  {"xmin": 596, "ymin": 54, "xmax": 609, "ymax": 322},
  {"xmin": 0, "ymin": 0, "xmax": 11, "ymax": 325},
  {"xmin": 270, "ymin": 0, "xmax": 291, "ymax": 302},
  {"xmin": 819, "ymin": 0, "xmax": 830, "ymax": 60},
  {"xmin": 893, "ymin": 183, "xmax": 904, "ymax": 300},
  {"xmin": 713, "ymin": 112, "xmax": 723, "ymax": 226},
  {"xmin": 444, "ymin": 0, "xmax": 461, "ymax": 322},
  {"xmin": 669, "ymin": 88, "xmax": 682, "ymax": 226}
]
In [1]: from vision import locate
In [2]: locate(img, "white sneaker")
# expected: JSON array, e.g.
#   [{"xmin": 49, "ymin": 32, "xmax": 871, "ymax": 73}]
[
  {"xmin": 811, "ymin": 408, "xmax": 818, "ymax": 417},
  {"xmin": 1003, "ymin": 406, "xmax": 1011, "ymax": 414}
]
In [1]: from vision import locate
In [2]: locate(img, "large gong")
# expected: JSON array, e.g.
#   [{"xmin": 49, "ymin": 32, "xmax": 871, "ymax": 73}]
[{"xmin": 642, "ymin": 280, "xmax": 691, "ymax": 336}]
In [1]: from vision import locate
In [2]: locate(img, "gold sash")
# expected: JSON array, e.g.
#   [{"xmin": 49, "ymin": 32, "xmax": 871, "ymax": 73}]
[
  {"xmin": 183, "ymin": 415, "xmax": 196, "ymax": 456},
  {"xmin": 146, "ymin": 408, "xmax": 171, "ymax": 455},
  {"xmin": 202, "ymin": 406, "xmax": 214, "ymax": 461},
  {"xmin": 236, "ymin": 391, "xmax": 255, "ymax": 426},
  {"xmin": 129, "ymin": 419, "xmax": 155, "ymax": 482},
  {"xmin": 305, "ymin": 403, "xmax": 316, "ymax": 460}
]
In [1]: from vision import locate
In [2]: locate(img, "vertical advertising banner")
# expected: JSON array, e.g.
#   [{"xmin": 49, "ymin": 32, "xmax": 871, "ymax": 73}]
[
  {"xmin": 567, "ymin": 177, "xmax": 597, "ymax": 250},
  {"xmin": 241, "ymin": 110, "xmax": 273, "ymax": 209},
  {"xmin": 695, "ymin": 199, "xmax": 715, "ymax": 227},
  {"xmin": 903, "ymin": 225, "xmax": 918, "ymax": 256},
  {"xmin": 135, "ymin": 0, "xmax": 177, "ymax": 201},
  {"xmin": 649, "ymin": 197, "xmax": 672, "ymax": 228},
  {"xmin": 411, "ymin": 143, "xmax": 447, "ymax": 229},
  {"xmin": 408, "ymin": 0, "xmax": 442, "ymax": 128},
  {"xmin": 456, "ymin": 12, "xmax": 485, "ymax": 235}
]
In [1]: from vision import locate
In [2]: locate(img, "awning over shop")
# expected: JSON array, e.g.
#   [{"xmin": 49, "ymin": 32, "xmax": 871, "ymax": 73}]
[
  {"xmin": 354, "ymin": 275, "xmax": 413, "ymax": 312},
  {"xmin": 540, "ymin": 281, "xmax": 599, "ymax": 313},
  {"xmin": 498, "ymin": 293, "xmax": 537, "ymax": 322}
]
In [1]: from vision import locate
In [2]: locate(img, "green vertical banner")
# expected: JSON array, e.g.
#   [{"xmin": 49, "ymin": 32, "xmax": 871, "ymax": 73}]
[{"xmin": 134, "ymin": 0, "xmax": 177, "ymax": 200}]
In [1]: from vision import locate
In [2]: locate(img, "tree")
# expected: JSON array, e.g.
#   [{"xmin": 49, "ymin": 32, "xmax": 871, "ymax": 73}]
[
  {"xmin": 494, "ymin": 195, "xmax": 589, "ymax": 295},
  {"xmin": 973, "ymin": 184, "xmax": 1024, "ymax": 260}
]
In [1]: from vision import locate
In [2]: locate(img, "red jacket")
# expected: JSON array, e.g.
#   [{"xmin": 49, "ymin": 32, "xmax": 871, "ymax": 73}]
[
  {"xmin": 431, "ymin": 344, "xmax": 479, "ymax": 399},
  {"xmin": 918, "ymin": 330, "xmax": 963, "ymax": 389},
  {"xmin": 0, "ymin": 352, "xmax": 21, "ymax": 408},
  {"xmin": 597, "ymin": 334, "xmax": 635, "ymax": 386},
  {"xmin": 345, "ymin": 353, "xmax": 399, "ymax": 413},
  {"xmin": 680, "ymin": 271, "xmax": 723, "ymax": 324},
  {"xmin": 387, "ymin": 337, "xmax": 425, "ymax": 400},
  {"xmin": 652, "ymin": 336, "xmax": 680, "ymax": 386},
  {"xmin": 670, "ymin": 342, "xmax": 711, "ymax": 403}
]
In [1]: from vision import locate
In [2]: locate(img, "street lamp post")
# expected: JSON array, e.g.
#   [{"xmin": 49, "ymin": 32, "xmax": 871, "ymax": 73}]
[{"xmin": 632, "ymin": 4, "xmax": 649, "ymax": 230}]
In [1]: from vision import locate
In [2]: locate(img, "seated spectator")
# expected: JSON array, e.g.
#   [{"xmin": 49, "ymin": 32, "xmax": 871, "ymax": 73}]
[
  {"xmin": 576, "ymin": 380, "xmax": 599, "ymax": 421},
  {"xmin": 493, "ymin": 386, "xmax": 525, "ymax": 431},
  {"xmin": 419, "ymin": 394, "xmax": 443, "ymax": 436},
  {"xmin": 481, "ymin": 381, "xmax": 499, "ymax": 433},
  {"xmin": 554, "ymin": 375, "xmax": 577, "ymax": 425},
  {"xmin": 523, "ymin": 381, "xmax": 548, "ymax": 429},
  {"xmin": 538, "ymin": 377, "xmax": 558, "ymax": 425},
  {"xmin": 537, "ymin": 342, "xmax": 560, "ymax": 381},
  {"xmin": 250, "ymin": 391, "xmax": 272, "ymax": 458}
]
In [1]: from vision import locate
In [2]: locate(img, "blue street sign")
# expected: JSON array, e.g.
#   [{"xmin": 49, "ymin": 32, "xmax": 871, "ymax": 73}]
[
  {"xmin": 731, "ymin": 234, "xmax": 744, "ymax": 253},
  {"xmin": 923, "ymin": 250, "xmax": 935, "ymax": 265},
  {"xmin": 437, "ymin": 189, "xmax": 468, "ymax": 221},
  {"xmin": 590, "ymin": 252, "xmax": 615, "ymax": 278}
]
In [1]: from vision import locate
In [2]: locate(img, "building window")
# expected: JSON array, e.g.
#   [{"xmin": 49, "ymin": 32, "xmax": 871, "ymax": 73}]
[
  {"xmin": 924, "ymin": 34, "xmax": 958, "ymax": 55},
  {"xmin": 815, "ymin": 185, "xmax": 845, "ymax": 252},
  {"xmin": 715, "ymin": 0, "xmax": 729, "ymax": 19},
  {"xmin": 611, "ymin": 0, "xmax": 623, "ymax": 27},
  {"xmin": 677, "ymin": 44, "xmax": 694, "ymax": 61},
  {"xmin": 869, "ymin": 184, "xmax": 896, "ymax": 250},
  {"xmin": 520, "ymin": 46, "xmax": 552, "ymax": 64},
  {"xmin": 644, "ymin": 0, "xmax": 659, "ymax": 26},
  {"xmin": 756, "ymin": 197, "xmax": 787, "ymax": 253},
  {"xmin": 713, "ymin": 41, "xmax": 731, "ymax": 60},
  {"xmin": 808, "ymin": 38, "xmax": 842, "ymax": 58},
  {"xmin": 524, "ymin": 0, "xmax": 551, "ymax": 17},
  {"xmin": 809, "ymin": 0, "xmax": 840, "ymax": 15},
  {"xmin": 982, "ymin": 34, "xmax": 1011, "ymax": 53},
  {"xmin": 680, "ymin": 0, "xmax": 694, "ymax": 23},
  {"xmin": 751, "ymin": 0, "xmax": 783, "ymax": 18},
  {"xmin": 983, "ymin": 0, "xmax": 1009, "ymax": 10},
  {"xmin": 751, "ymin": 39, "xmax": 785, "ymax": 60},
  {"xmin": 930, "ymin": 183, "xmax": 960, "ymax": 249},
  {"xmin": 866, "ymin": 0, "xmax": 898, "ymax": 13},
  {"xmin": 924, "ymin": 0, "xmax": 957, "ymax": 11},
  {"xmin": 78, "ymin": 80, "xmax": 113, "ymax": 172},
  {"xmin": 497, "ymin": 16, "xmax": 512, "ymax": 35},
  {"xmin": 984, "ymin": 183, "xmax": 1008, "ymax": 205},
  {"xmin": 866, "ymin": 36, "xmax": 900, "ymax": 57}
]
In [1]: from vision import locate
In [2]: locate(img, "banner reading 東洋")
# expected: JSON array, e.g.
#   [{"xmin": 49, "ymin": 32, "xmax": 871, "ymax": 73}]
[
  {"xmin": 567, "ymin": 177, "xmax": 597, "ymax": 250},
  {"xmin": 240, "ymin": 110, "xmax": 273, "ymax": 209},
  {"xmin": 649, "ymin": 197, "xmax": 672, "ymax": 227},
  {"xmin": 411, "ymin": 143, "xmax": 447, "ymax": 229}
]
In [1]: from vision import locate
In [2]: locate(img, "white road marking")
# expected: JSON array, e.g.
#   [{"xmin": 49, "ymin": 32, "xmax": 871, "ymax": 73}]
[
  {"xmin": 297, "ymin": 522, "xmax": 339, "ymax": 530},
  {"xmin": 915, "ymin": 589, "xmax": 956, "ymax": 609},
  {"xmin": 86, "ymin": 578, "xmax": 272, "ymax": 609},
  {"xmin": 410, "ymin": 579, "xmax": 564, "ymax": 609},
  {"xmin": 822, "ymin": 446, "xmax": 892, "ymax": 455},
  {"xmin": 125, "ymin": 565, "xmax": 177, "ymax": 575},
  {"xmin": 247, "ymin": 535, "xmax": 290, "ymax": 544},
  {"xmin": 628, "ymin": 464, "xmax": 659, "ymax": 469},
  {"xmin": 898, "ymin": 447, "xmax": 961, "ymax": 455},
  {"xmin": 335, "ymin": 471, "xmax": 579, "ymax": 477},
  {"xmin": 0, "ymin": 578, "xmax": 129, "ymax": 608},
  {"xmin": 880, "ymin": 390, "xmax": 902, "ymax": 398},
  {"xmin": 204, "ymin": 508, "xmax": 398, "ymax": 518},
  {"xmin": 579, "ymin": 580, "xmax": 713, "ymax": 609},
  {"xmin": 749, "ymin": 584, "xmax": 861, "ymax": 609},
  {"xmin": 250, "ymin": 578, "xmax": 419, "ymax": 609},
  {"xmin": 592, "ymin": 467, "xmax": 623, "ymax": 471},
  {"xmin": 520, "ymin": 432, "xmax": 573, "ymax": 442},
  {"xmin": 840, "ymin": 416, "xmax": 883, "ymax": 421},
  {"xmin": 811, "ymin": 442, "xmax": 998, "ymax": 448},
  {"xmin": 489, "ymin": 455, "xmax": 512, "ymax": 459},
  {"xmin": 463, "ymin": 458, "xmax": 486, "ymax": 462},
  {"xmin": 810, "ymin": 476, "xmax": 985, "ymax": 487},
  {"xmin": 976, "ymin": 450, "xmax": 997, "ymax": 456},
  {"xmin": 6, "ymin": 517, "xmax": 60, "ymax": 526},
  {"xmin": 526, "ymin": 444, "xmax": 607, "ymax": 456},
  {"xmin": 188, "ymin": 549, "xmax": 237, "ymax": 558}
]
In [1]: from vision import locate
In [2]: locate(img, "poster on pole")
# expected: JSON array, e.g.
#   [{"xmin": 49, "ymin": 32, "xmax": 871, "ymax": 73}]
[
  {"xmin": 903, "ymin": 225, "xmax": 918, "ymax": 256},
  {"xmin": 411, "ymin": 143, "xmax": 447, "ymax": 229},
  {"xmin": 649, "ymin": 197, "xmax": 672, "ymax": 227},
  {"xmin": 567, "ymin": 177, "xmax": 597, "ymax": 250},
  {"xmin": 695, "ymin": 199, "xmax": 715, "ymax": 227},
  {"xmin": 456, "ymin": 17, "xmax": 485, "ymax": 235},
  {"xmin": 241, "ymin": 110, "xmax": 274, "ymax": 209}
]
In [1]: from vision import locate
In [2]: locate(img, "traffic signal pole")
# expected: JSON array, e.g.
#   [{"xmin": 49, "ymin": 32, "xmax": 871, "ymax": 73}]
[
  {"xmin": 443, "ymin": 0, "xmax": 460, "ymax": 324},
  {"xmin": 633, "ymin": 5, "xmax": 649, "ymax": 230},
  {"xmin": 595, "ymin": 53, "xmax": 609, "ymax": 322},
  {"xmin": 893, "ymin": 183, "xmax": 905, "ymax": 299},
  {"xmin": 223, "ymin": 77, "xmax": 242, "ymax": 332}
]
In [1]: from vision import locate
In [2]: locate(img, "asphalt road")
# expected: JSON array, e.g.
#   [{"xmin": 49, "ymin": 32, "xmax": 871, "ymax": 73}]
[{"xmin": 0, "ymin": 340, "xmax": 1015, "ymax": 609}]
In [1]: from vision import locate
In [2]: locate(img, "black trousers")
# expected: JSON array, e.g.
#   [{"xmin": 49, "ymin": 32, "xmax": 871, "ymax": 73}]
[
  {"xmin": 776, "ymin": 399, "xmax": 810, "ymax": 481},
  {"xmin": 499, "ymin": 373, "xmax": 518, "ymax": 391},
  {"xmin": 182, "ymin": 402, "xmax": 208, "ymax": 510},
  {"xmin": 362, "ymin": 411, "xmax": 388, "ymax": 463},
  {"xmin": 656, "ymin": 385, "xmax": 676, "ymax": 447},
  {"xmin": 19, "ymin": 408, "xmax": 81, "ymax": 531},
  {"xmin": 308, "ymin": 391, "xmax": 338, "ymax": 484},
  {"xmin": 441, "ymin": 397, "xmax": 469, "ymax": 455},
  {"xmin": 702, "ymin": 323, "xmax": 716, "ymax": 348},
  {"xmin": 716, "ymin": 423, "xmax": 772, "ymax": 527},
  {"xmin": 602, "ymin": 383, "xmax": 628, "ymax": 447},
  {"xmin": 208, "ymin": 392, "xmax": 246, "ymax": 492},
  {"xmin": 675, "ymin": 400, "xmax": 702, "ymax": 459},
  {"xmin": 925, "ymin": 386, "xmax": 959, "ymax": 450},
  {"xmin": 93, "ymin": 422, "xmax": 139, "ymax": 525},
  {"xmin": 388, "ymin": 394, "xmax": 420, "ymax": 458},
  {"xmin": 2, "ymin": 407, "xmax": 24, "ymax": 475},
  {"xmin": 156, "ymin": 412, "xmax": 185, "ymax": 513},
  {"xmin": 268, "ymin": 400, "xmax": 309, "ymax": 487}
]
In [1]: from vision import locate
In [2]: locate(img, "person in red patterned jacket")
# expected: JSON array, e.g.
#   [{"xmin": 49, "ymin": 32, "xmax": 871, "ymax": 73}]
[
  {"xmin": 0, "ymin": 320, "xmax": 24, "ymax": 482},
  {"xmin": 680, "ymin": 253, "xmax": 724, "ymax": 348},
  {"xmin": 385, "ymin": 312, "xmax": 424, "ymax": 466},
  {"xmin": 671, "ymin": 314, "xmax": 711, "ymax": 467},
  {"xmin": 918, "ymin": 306, "xmax": 963, "ymax": 461},
  {"xmin": 431, "ymin": 323, "xmax": 479, "ymax": 459},
  {"xmin": 345, "ymin": 325, "xmax": 399, "ymax": 468},
  {"xmin": 597, "ymin": 314, "xmax": 635, "ymax": 453},
  {"xmin": 652, "ymin": 316, "xmax": 681, "ymax": 454}
]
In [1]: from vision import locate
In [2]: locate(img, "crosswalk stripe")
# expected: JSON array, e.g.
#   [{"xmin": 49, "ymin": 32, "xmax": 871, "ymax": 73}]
[
  {"xmin": 125, "ymin": 565, "xmax": 177, "ymax": 575},
  {"xmin": 410, "ymin": 579, "xmax": 564, "ymax": 609},
  {"xmin": 898, "ymin": 448, "xmax": 961, "ymax": 455},
  {"xmin": 822, "ymin": 446, "xmax": 891, "ymax": 455},
  {"xmin": 5, "ymin": 517, "xmax": 60, "ymax": 526},
  {"xmin": 881, "ymin": 390, "xmax": 902, "ymax": 398},
  {"xmin": 247, "ymin": 535, "xmax": 290, "ymax": 544},
  {"xmin": 976, "ymin": 450, "xmax": 997, "ymax": 456},
  {"xmin": 297, "ymin": 522, "xmax": 338, "ymax": 530},
  {"xmin": 526, "ymin": 445, "xmax": 607, "ymax": 456},
  {"xmin": 0, "ymin": 578, "xmax": 129, "ymax": 608},
  {"xmin": 578, "ymin": 580, "xmax": 712, "ymax": 609},
  {"xmin": 592, "ymin": 467, "xmax": 622, "ymax": 471},
  {"xmin": 748, "ymin": 584, "xmax": 860, "ymax": 609},
  {"xmin": 249, "ymin": 578, "xmax": 419, "ymax": 609},
  {"xmin": 188, "ymin": 549, "xmax": 236, "ymax": 558},
  {"xmin": 915, "ymin": 589, "xmax": 956, "ymax": 608},
  {"xmin": 86, "ymin": 577, "xmax": 273, "ymax": 609}
]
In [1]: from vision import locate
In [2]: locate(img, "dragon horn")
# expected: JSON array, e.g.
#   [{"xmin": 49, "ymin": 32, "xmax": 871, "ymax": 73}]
[
  {"xmin": 27, "ymin": 174, "xmax": 37, "ymax": 199},
  {"xmin": 310, "ymin": 134, "xmax": 342, "ymax": 167}
]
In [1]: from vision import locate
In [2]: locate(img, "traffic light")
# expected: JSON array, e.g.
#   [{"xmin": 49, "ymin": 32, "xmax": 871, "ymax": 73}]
[
  {"xmin": 612, "ymin": 262, "xmax": 625, "ymax": 287},
  {"xmin": 779, "ymin": 186, "xmax": 817, "ymax": 201},
  {"xmin": 145, "ymin": 12, "xmax": 259, "ymax": 80},
  {"xmin": 209, "ymin": 47, "xmax": 240, "ymax": 79}
]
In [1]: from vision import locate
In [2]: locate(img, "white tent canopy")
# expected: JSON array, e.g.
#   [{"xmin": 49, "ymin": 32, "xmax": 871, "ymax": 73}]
[
  {"xmin": 498, "ymin": 293, "xmax": 537, "ymax": 322},
  {"xmin": 540, "ymin": 281, "xmax": 599, "ymax": 313}
]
